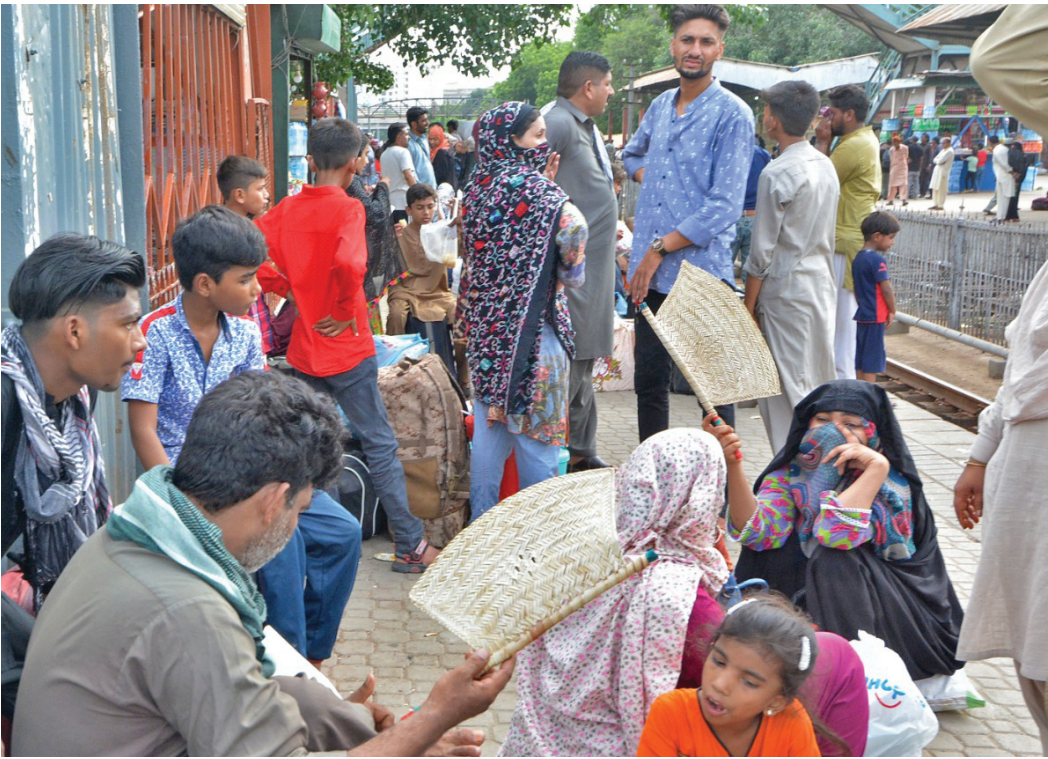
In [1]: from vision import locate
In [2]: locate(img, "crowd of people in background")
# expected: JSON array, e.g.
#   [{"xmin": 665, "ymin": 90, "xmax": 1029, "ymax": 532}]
[
  {"xmin": 878, "ymin": 129, "xmax": 1030, "ymax": 224},
  {"xmin": 1, "ymin": 3, "xmax": 1045, "ymax": 757}
]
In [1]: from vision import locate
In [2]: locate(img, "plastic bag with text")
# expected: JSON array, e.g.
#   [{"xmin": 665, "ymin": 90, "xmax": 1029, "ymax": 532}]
[{"xmin": 850, "ymin": 631, "xmax": 939, "ymax": 757}]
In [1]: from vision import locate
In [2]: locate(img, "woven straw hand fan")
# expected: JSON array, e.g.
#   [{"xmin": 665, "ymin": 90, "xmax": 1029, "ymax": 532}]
[
  {"xmin": 409, "ymin": 469, "xmax": 656, "ymax": 672},
  {"xmin": 640, "ymin": 260, "xmax": 780, "ymax": 412}
]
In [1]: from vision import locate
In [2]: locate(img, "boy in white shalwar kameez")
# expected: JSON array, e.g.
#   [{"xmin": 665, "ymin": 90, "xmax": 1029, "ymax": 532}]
[{"xmin": 744, "ymin": 81, "xmax": 840, "ymax": 452}]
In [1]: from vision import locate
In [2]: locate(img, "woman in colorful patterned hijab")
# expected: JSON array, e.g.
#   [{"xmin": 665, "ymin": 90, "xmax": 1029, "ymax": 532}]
[{"xmin": 707, "ymin": 379, "xmax": 964, "ymax": 681}]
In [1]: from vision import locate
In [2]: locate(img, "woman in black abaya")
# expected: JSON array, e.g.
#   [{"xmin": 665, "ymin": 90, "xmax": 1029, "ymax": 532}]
[{"xmin": 703, "ymin": 380, "xmax": 963, "ymax": 680}]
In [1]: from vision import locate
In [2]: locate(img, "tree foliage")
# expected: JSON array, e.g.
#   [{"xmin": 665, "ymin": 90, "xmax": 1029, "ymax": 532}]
[
  {"xmin": 492, "ymin": 41, "xmax": 573, "ymax": 107},
  {"xmin": 724, "ymin": 5, "xmax": 883, "ymax": 66},
  {"xmin": 315, "ymin": 5, "xmax": 574, "ymax": 93}
]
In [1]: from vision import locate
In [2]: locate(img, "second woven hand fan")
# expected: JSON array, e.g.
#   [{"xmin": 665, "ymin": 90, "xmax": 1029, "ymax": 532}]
[
  {"xmin": 640, "ymin": 260, "xmax": 780, "ymax": 411},
  {"xmin": 409, "ymin": 469, "xmax": 656, "ymax": 672}
]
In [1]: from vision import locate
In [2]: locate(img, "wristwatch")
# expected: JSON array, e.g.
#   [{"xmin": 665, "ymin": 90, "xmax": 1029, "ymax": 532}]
[{"xmin": 650, "ymin": 236, "xmax": 667, "ymax": 256}]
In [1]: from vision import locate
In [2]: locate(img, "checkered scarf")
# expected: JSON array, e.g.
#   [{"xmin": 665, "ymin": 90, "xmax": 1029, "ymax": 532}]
[{"xmin": 1, "ymin": 326, "xmax": 110, "ymax": 609}]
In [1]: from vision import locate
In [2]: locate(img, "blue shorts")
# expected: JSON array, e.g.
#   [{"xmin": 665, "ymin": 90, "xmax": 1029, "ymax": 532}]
[{"xmin": 855, "ymin": 322, "xmax": 887, "ymax": 373}]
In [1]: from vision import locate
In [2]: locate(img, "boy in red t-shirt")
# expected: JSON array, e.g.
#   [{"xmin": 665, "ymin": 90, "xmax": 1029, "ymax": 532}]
[
  {"xmin": 851, "ymin": 212, "xmax": 898, "ymax": 384},
  {"xmin": 257, "ymin": 118, "xmax": 436, "ymax": 572}
]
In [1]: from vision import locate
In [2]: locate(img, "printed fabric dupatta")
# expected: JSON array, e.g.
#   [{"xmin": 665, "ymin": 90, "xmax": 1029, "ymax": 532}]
[
  {"xmin": 501, "ymin": 430, "xmax": 730, "ymax": 757},
  {"xmin": 460, "ymin": 102, "xmax": 574, "ymax": 416}
]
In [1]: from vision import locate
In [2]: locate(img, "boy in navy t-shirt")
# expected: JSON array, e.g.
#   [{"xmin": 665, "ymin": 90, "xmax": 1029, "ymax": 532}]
[{"xmin": 852, "ymin": 211, "xmax": 898, "ymax": 382}]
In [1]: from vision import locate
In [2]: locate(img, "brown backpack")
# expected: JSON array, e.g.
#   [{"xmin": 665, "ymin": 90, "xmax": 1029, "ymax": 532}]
[{"xmin": 377, "ymin": 353, "xmax": 471, "ymax": 548}]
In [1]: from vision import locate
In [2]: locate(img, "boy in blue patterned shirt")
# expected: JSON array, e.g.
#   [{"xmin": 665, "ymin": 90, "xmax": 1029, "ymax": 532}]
[
  {"xmin": 122, "ymin": 205, "xmax": 361, "ymax": 666},
  {"xmin": 124, "ymin": 206, "xmax": 266, "ymax": 466}
]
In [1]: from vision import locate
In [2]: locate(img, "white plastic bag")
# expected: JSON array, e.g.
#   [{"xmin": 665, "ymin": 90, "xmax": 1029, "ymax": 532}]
[
  {"xmin": 592, "ymin": 315, "xmax": 635, "ymax": 392},
  {"xmin": 421, "ymin": 193, "xmax": 460, "ymax": 267},
  {"xmin": 850, "ymin": 631, "xmax": 939, "ymax": 757}
]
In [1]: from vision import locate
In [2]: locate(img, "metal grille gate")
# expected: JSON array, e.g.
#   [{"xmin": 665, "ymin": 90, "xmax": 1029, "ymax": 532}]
[{"xmin": 139, "ymin": 4, "xmax": 273, "ymax": 309}]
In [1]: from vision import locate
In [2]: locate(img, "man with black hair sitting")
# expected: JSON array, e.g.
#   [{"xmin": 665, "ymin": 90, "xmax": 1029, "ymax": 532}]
[
  {"xmin": 1, "ymin": 234, "xmax": 146, "ymax": 742},
  {"xmin": 2, "ymin": 233, "xmax": 147, "ymax": 611},
  {"xmin": 14, "ymin": 371, "xmax": 515, "ymax": 756}
]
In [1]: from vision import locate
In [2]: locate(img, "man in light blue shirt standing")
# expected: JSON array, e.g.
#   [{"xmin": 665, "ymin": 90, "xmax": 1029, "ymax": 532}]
[
  {"xmin": 406, "ymin": 106, "xmax": 437, "ymax": 187},
  {"xmin": 622, "ymin": 3, "xmax": 754, "ymax": 442}
]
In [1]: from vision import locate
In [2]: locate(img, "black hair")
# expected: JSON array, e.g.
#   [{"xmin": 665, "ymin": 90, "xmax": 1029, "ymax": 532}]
[
  {"xmin": 827, "ymin": 84, "xmax": 870, "ymax": 123},
  {"xmin": 172, "ymin": 205, "xmax": 267, "ymax": 291},
  {"xmin": 406, "ymin": 183, "xmax": 438, "ymax": 206},
  {"xmin": 8, "ymin": 233, "xmax": 145, "ymax": 326},
  {"xmin": 755, "ymin": 135, "xmax": 766, "ymax": 149},
  {"xmin": 762, "ymin": 81, "xmax": 820, "ymax": 137},
  {"xmin": 406, "ymin": 106, "xmax": 429, "ymax": 128},
  {"xmin": 173, "ymin": 371, "xmax": 346, "ymax": 513},
  {"xmin": 446, "ymin": 119, "xmax": 459, "ymax": 132},
  {"xmin": 556, "ymin": 50, "xmax": 612, "ymax": 99},
  {"xmin": 861, "ymin": 210, "xmax": 901, "ymax": 240},
  {"xmin": 307, "ymin": 117, "xmax": 363, "ymax": 171},
  {"xmin": 216, "ymin": 155, "xmax": 267, "ymax": 200},
  {"xmin": 713, "ymin": 595, "xmax": 850, "ymax": 756},
  {"xmin": 988, "ymin": 134, "xmax": 1000, "ymax": 145},
  {"xmin": 511, "ymin": 106, "xmax": 541, "ymax": 139},
  {"xmin": 715, "ymin": 595, "xmax": 818, "ymax": 701},
  {"xmin": 379, "ymin": 122, "xmax": 409, "ymax": 159},
  {"xmin": 430, "ymin": 121, "xmax": 444, "ymax": 131},
  {"xmin": 670, "ymin": 4, "xmax": 731, "ymax": 34}
]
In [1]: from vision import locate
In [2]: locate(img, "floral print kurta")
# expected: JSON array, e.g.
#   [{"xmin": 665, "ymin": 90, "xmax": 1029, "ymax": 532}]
[{"xmin": 488, "ymin": 202, "xmax": 587, "ymax": 446}]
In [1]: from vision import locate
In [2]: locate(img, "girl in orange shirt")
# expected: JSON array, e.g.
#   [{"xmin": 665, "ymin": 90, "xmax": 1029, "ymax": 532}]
[{"xmin": 638, "ymin": 596, "xmax": 831, "ymax": 757}]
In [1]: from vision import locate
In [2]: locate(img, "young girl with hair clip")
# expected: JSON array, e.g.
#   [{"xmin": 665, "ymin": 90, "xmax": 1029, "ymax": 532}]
[{"xmin": 637, "ymin": 595, "xmax": 847, "ymax": 757}]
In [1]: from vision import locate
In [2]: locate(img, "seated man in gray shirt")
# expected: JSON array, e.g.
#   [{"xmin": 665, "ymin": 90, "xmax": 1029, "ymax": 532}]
[{"xmin": 13, "ymin": 371, "xmax": 513, "ymax": 757}]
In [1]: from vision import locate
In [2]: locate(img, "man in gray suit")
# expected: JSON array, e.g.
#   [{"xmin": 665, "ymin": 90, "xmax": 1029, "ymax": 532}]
[{"xmin": 544, "ymin": 51, "xmax": 617, "ymax": 471}]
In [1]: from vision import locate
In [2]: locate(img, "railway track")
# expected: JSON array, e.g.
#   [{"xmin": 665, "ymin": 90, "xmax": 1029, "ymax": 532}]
[{"xmin": 880, "ymin": 359, "xmax": 990, "ymax": 432}]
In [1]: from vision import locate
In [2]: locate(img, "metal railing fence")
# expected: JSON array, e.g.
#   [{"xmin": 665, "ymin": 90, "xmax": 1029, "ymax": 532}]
[{"xmin": 885, "ymin": 212, "xmax": 1047, "ymax": 347}]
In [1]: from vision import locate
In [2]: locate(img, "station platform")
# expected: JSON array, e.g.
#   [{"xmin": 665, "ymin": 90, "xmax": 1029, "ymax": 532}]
[{"xmin": 328, "ymin": 389, "xmax": 1043, "ymax": 757}]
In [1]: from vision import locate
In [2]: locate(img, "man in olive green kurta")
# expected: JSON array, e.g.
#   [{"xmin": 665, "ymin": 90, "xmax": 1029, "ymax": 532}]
[
  {"xmin": 816, "ymin": 85, "xmax": 880, "ymax": 381},
  {"xmin": 544, "ymin": 52, "xmax": 618, "ymax": 468}
]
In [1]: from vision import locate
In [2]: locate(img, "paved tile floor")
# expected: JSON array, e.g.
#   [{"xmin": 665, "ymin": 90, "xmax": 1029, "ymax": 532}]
[{"xmin": 323, "ymin": 390, "xmax": 1043, "ymax": 757}]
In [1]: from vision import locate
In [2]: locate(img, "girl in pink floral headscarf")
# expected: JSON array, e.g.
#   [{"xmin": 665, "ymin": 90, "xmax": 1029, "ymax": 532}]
[{"xmin": 500, "ymin": 429, "xmax": 730, "ymax": 757}]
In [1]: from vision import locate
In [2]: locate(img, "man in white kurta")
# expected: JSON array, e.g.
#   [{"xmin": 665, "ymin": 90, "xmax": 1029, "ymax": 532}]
[
  {"xmin": 744, "ymin": 81, "xmax": 840, "ymax": 452},
  {"xmin": 990, "ymin": 136, "xmax": 1015, "ymax": 221},
  {"xmin": 956, "ymin": 10, "xmax": 1048, "ymax": 749},
  {"xmin": 953, "ymin": 260, "xmax": 1048, "ymax": 752},
  {"xmin": 929, "ymin": 137, "xmax": 955, "ymax": 210}
]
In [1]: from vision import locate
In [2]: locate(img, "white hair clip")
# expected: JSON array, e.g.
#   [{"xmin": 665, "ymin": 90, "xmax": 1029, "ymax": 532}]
[
  {"xmin": 726, "ymin": 597, "xmax": 758, "ymax": 615},
  {"xmin": 798, "ymin": 635, "xmax": 812, "ymax": 672}
]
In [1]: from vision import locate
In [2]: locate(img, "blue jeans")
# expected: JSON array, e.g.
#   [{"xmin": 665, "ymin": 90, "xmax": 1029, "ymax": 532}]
[
  {"xmin": 730, "ymin": 216, "xmax": 754, "ymax": 282},
  {"xmin": 469, "ymin": 399, "xmax": 561, "ymax": 523},
  {"xmin": 908, "ymin": 170, "xmax": 921, "ymax": 200},
  {"xmin": 297, "ymin": 357, "xmax": 424, "ymax": 556},
  {"xmin": 258, "ymin": 490, "xmax": 361, "ymax": 660}
]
